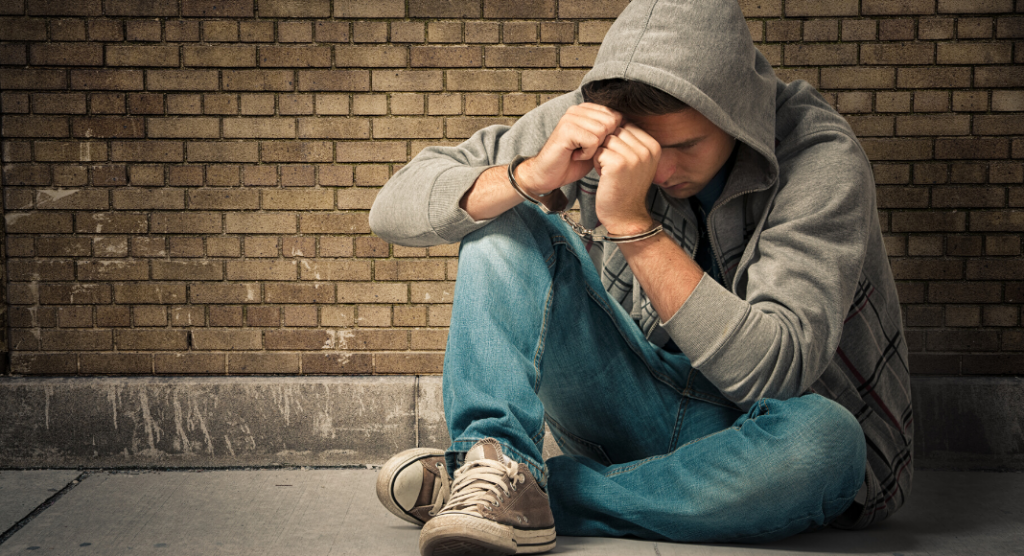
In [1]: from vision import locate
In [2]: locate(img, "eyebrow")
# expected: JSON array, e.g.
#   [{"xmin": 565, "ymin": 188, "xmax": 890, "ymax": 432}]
[{"xmin": 664, "ymin": 135, "xmax": 707, "ymax": 149}]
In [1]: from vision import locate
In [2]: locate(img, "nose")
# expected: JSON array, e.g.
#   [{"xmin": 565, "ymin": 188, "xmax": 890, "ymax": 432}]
[{"xmin": 652, "ymin": 156, "xmax": 675, "ymax": 186}]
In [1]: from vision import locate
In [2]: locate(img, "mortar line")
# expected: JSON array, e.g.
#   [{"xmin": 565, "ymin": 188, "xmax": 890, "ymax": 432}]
[{"xmin": 0, "ymin": 471, "xmax": 88, "ymax": 546}]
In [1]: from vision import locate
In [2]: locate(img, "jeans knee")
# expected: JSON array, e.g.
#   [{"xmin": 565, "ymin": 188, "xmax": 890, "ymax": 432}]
[{"xmin": 790, "ymin": 395, "xmax": 865, "ymax": 500}]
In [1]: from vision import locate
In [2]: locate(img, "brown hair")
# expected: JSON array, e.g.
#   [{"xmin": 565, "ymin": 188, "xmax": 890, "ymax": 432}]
[{"xmin": 581, "ymin": 79, "xmax": 689, "ymax": 116}]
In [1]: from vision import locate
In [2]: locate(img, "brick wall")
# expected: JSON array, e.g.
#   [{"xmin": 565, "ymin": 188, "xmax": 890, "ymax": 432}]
[{"xmin": 1, "ymin": 0, "xmax": 1021, "ymax": 378}]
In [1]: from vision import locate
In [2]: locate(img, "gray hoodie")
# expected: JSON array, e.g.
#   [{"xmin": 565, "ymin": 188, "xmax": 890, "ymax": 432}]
[{"xmin": 370, "ymin": 0, "xmax": 911, "ymax": 530}]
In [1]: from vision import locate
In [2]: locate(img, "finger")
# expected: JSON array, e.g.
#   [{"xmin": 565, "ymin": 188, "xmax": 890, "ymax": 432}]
[
  {"xmin": 620, "ymin": 123, "xmax": 661, "ymax": 159},
  {"xmin": 601, "ymin": 133, "xmax": 643, "ymax": 167}
]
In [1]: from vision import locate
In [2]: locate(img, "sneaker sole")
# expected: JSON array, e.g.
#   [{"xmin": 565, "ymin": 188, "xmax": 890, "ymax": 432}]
[
  {"xmin": 376, "ymin": 447, "xmax": 446, "ymax": 526},
  {"xmin": 419, "ymin": 514, "xmax": 556, "ymax": 556}
]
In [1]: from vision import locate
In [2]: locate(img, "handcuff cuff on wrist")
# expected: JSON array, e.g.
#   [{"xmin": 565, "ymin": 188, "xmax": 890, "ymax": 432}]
[{"xmin": 506, "ymin": 155, "xmax": 664, "ymax": 244}]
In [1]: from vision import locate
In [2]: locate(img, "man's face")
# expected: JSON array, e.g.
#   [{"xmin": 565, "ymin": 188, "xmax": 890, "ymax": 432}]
[{"xmin": 626, "ymin": 109, "xmax": 736, "ymax": 200}]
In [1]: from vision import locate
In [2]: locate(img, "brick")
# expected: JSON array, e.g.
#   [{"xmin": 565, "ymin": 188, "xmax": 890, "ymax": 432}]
[
  {"xmin": 422, "ymin": 21, "xmax": 459, "ymax": 44},
  {"xmin": 483, "ymin": 0, "xmax": 554, "ymax": 18},
  {"xmin": 971, "ymin": 210, "xmax": 1024, "ymax": 231},
  {"xmin": 69, "ymin": 117, "xmax": 145, "ymax": 139},
  {"xmin": 926, "ymin": 329, "xmax": 1000, "ymax": 352},
  {"xmin": 37, "ymin": 329, "xmax": 110, "ymax": 351},
  {"xmin": 912, "ymin": 90, "xmax": 948, "ymax": 112},
  {"xmin": 29, "ymin": 43, "xmax": 100, "ymax": 66},
  {"xmin": 410, "ymin": 281, "xmax": 455, "ymax": 303},
  {"xmin": 952, "ymin": 91, "xmax": 989, "ymax": 112},
  {"xmin": 134, "ymin": 305, "xmax": 169, "ymax": 327},
  {"xmin": 803, "ymin": 19, "xmax": 839, "ymax": 41},
  {"xmin": 8, "ymin": 259, "xmax": 74, "ymax": 281},
  {"xmin": 929, "ymin": 276, "xmax": 999, "ymax": 301},
  {"xmin": 766, "ymin": 20, "xmax": 801, "ymax": 42},
  {"xmin": 2, "ymin": 116, "xmax": 68, "ymax": 138},
  {"xmin": 113, "ymin": 329, "xmax": 187, "ymax": 351},
  {"xmin": 299, "ymin": 353, "xmax": 371, "ymax": 374},
  {"xmin": 27, "ymin": 0, "xmax": 100, "ymax": 16},
  {"xmin": 891, "ymin": 258, "xmax": 963, "ymax": 280},
  {"xmin": 186, "ymin": 329, "xmax": 260, "ymax": 351},
  {"xmin": 0, "ymin": 18, "xmax": 45, "ymax": 40},
  {"xmin": 332, "ymin": 282, "xmax": 404, "ymax": 304},
  {"xmin": 243, "ymin": 235, "xmax": 277, "ymax": 257},
  {"xmin": 353, "ymin": 94, "xmax": 387, "ymax": 115},
  {"xmin": 297, "ymin": 118, "xmax": 369, "ymax": 139},
  {"xmin": 107, "ymin": 141, "xmax": 180, "ymax": 163},
  {"xmin": 439, "ymin": 70, "xmax": 511, "ymax": 92},
  {"xmin": 75, "ymin": 212, "xmax": 146, "ymax": 235},
  {"xmin": 166, "ymin": 92, "xmax": 204, "ymax": 112},
  {"xmin": 151, "ymin": 353, "xmax": 221, "ymax": 374},
  {"xmin": 239, "ymin": 20, "xmax": 274, "ymax": 42},
  {"xmin": 334, "ymin": 0, "xmax": 403, "ymax": 17},
  {"xmin": 260, "ymin": 0, "xmax": 329, "ymax": 17},
  {"xmin": 1, "ymin": 69, "xmax": 66, "ymax": 90},
  {"xmin": 204, "ymin": 165, "xmax": 239, "ymax": 186},
  {"xmin": 846, "ymin": 115, "xmax": 894, "ymax": 137},
  {"xmin": 224, "ymin": 352, "xmax": 297, "ymax": 374},
  {"xmin": 222, "ymin": 118, "xmax": 295, "ymax": 139},
  {"xmin": 938, "ymin": 0, "xmax": 1014, "ymax": 13},
  {"xmin": 262, "ymin": 188, "xmax": 333, "ymax": 210},
  {"xmin": 68, "ymin": 71, "xmax": 142, "ymax": 93},
  {"xmin": 355, "ymin": 305, "xmax": 391, "ymax": 326},
  {"xmin": 298, "ymin": 70, "xmax": 370, "ymax": 92},
  {"xmin": 222, "ymin": 70, "xmax": 295, "ymax": 91},
  {"xmin": 333, "ymin": 46, "xmax": 406, "ymax": 69},
  {"xmin": 392, "ymin": 21, "xmax": 426, "ymax": 43},
  {"xmin": 861, "ymin": 43, "xmax": 933, "ymax": 65},
  {"xmin": 983, "ymin": 304, "xmax": 1020, "ymax": 326},
  {"xmin": 408, "ymin": 46, "xmax": 479, "ymax": 68},
  {"xmin": 937, "ymin": 42, "xmax": 1012, "ymax": 65},
  {"xmin": 375, "ymin": 352, "xmax": 443, "ymax": 374},
  {"xmin": 485, "ymin": 46, "xmax": 556, "ymax": 68},
  {"xmin": 975, "ymin": 66, "xmax": 1024, "ymax": 87},
  {"xmin": 37, "ymin": 282, "xmax": 110, "ymax": 305},
  {"xmin": 201, "ymin": 20, "xmax": 237, "ymax": 42},
  {"xmin": 182, "ymin": 0, "xmax": 253, "ymax": 17},
  {"xmin": 34, "ymin": 189, "xmax": 108, "ymax": 210},
  {"xmin": 974, "ymin": 115, "xmax": 1024, "ymax": 135},
  {"xmin": 34, "ymin": 141, "xmax": 108, "ymax": 162},
  {"xmin": 103, "ymin": 46, "xmax": 176, "ymax": 67},
  {"xmin": 966, "ymin": 258, "xmax": 1024, "ymax": 280},
  {"xmin": 522, "ymin": 70, "xmax": 587, "ymax": 91},
  {"xmin": 184, "ymin": 189, "xmax": 257, "ymax": 210},
  {"xmin": 146, "ymin": 212, "xmax": 218, "ymax": 235},
  {"xmin": 125, "ymin": 20, "xmax": 161, "ymax": 41},
  {"xmin": 992, "ymin": 162, "xmax": 1023, "ymax": 183},
  {"xmin": 336, "ymin": 187, "xmax": 379, "ymax": 208},
  {"xmin": 148, "ymin": 70, "xmax": 220, "ymax": 91},
  {"xmin": 281, "ymin": 165, "xmax": 316, "ymax": 186},
  {"xmin": 936, "ymin": 138, "xmax": 1009, "ymax": 160},
  {"xmin": 295, "ymin": 259, "xmax": 369, "ymax": 281},
  {"xmin": 259, "ymin": 46, "xmax": 331, "ymax": 68},
  {"xmin": 371, "ymin": 70, "xmax": 443, "ymax": 92},
  {"xmin": 878, "ymin": 19, "xmax": 915, "ymax": 40},
  {"xmin": 125, "ymin": 93, "xmax": 162, "ymax": 115},
  {"xmin": 353, "ymin": 165, "xmax": 389, "ymax": 186},
  {"xmin": 986, "ymin": 234, "xmax": 1022, "ymax": 256},
  {"xmin": 164, "ymin": 20, "xmax": 199, "ymax": 41},
  {"xmin": 781, "ymin": 0, "xmax": 854, "ymax": 16},
  {"xmin": 891, "ymin": 211, "xmax": 966, "ymax": 232},
  {"xmin": 993, "ymin": 90, "xmax": 1024, "ymax": 111},
  {"xmin": 559, "ymin": 46, "xmax": 599, "ymax": 68},
  {"xmin": 369, "ymin": 117, "xmax": 441, "ymax": 139},
  {"xmin": 185, "ymin": 142, "xmax": 258, "ymax": 162},
  {"xmin": 446, "ymin": 116, "xmax": 515, "ymax": 139},
  {"xmin": 839, "ymin": 19, "xmax": 875, "ymax": 41},
  {"xmin": 958, "ymin": 17, "xmax": 995, "ymax": 39},
  {"xmin": 997, "ymin": 15, "xmax": 1024, "ymax": 38},
  {"xmin": 91, "ymin": 20, "xmax": 127, "ymax": 42},
  {"xmin": 860, "ymin": 138, "xmax": 932, "ymax": 161},
  {"xmin": 502, "ymin": 21, "xmax": 537, "ymax": 43},
  {"xmin": 263, "ymin": 282, "xmax": 334, "ymax": 303},
  {"xmin": 893, "ymin": 68, "xmax": 970, "ymax": 89},
  {"xmin": 353, "ymin": 20, "xmax": 388, "ymax": 43},
  {"xmin": 189, "ymin": 283, "xmax": 260, "ymax": 304},
  {"xmin": 221, "ymin": 212, "xmax": 294, "ymax": 234},
  {"xmin": 35, "ymin": 237, "xmax": 90, "ymax": 257},
  {"xmin": 409, "ymin": 0, "xmax": 478, "ymax": 17},
  {"xmin": 258, "ymin": 141, "xmax": 331, "ymax": 162},
  {"xmin": 299, "ymin": 212, "xmax": 369, "ymax": 233},
  {"xmin": 392, "ymin": 93, "xmax": 425, "ymax": 115},
  {"xmin": 28, "ymin": 93, "xmax": 83, "ymax": 115},
  {"xmin": 465, "ymin": 94, "xmax": 498, "ymax": 115},
  {"xmin": 896, "ymin": 115, "xmax": 970, "ymax": 136},
  {"xmin": 182, "ymin": 46, "xmax": 257, "ymax": 68},
  {"xmin": 105, "ymin": 0, "xmax": 176, "ymax": 15},
  {"xmin": 0, "ymin": 43, "xmax": 26, "ymax": 65},
  {"xmin": 558, "ymin": 0, "xmax": 628, "ymax": 18},
  {"xmin": 76, "ymin": 259, "xmax": 147, "ymax": 281},
  {"xmin": 912, "ymin": 163, "xmax": 949, "ymax": 185}
]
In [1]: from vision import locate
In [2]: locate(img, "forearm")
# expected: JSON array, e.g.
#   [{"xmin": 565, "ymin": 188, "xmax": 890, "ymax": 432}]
[
  {"xmin": 617, "ymin": 232, "xmax": 704, "ymax": 321},
  {"xmin": 459, "ymin": 165, "xmax": 525, "ymax": 221}
]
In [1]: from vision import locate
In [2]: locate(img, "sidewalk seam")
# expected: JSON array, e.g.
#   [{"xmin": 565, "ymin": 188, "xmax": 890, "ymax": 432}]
[{"xmin": 0, "ymin": 472, "xmax": 88, "ymax": 547}]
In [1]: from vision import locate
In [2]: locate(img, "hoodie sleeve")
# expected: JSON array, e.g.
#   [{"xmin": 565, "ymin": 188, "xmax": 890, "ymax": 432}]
[
  {"xmin": 369, "ymin": 91, "xmax": 582, "ymax": 247},
  {"xmin": 663, "ymin": 127, "xmax": 874, "ymax": 410}
]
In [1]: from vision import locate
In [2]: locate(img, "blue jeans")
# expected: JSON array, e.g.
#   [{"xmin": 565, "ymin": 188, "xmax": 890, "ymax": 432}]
[{"xmin": 442, "ymin": 204, "xmax": 866, "ymax": 543}]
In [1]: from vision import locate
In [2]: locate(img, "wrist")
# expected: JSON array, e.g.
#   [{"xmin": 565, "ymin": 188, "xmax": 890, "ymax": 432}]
[
  {"xmin": 512, "ymin": 157, "xmax": 551, "ymax": 199},
  {"xmin": 602, "ymin": 217, "xmax": 656, "ymax": 238}
]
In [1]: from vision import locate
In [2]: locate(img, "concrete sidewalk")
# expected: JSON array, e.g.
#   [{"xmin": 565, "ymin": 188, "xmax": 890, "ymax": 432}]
[{"xmin": 1, "ymin": 469, "xmax": 1021, "ymax": 556}]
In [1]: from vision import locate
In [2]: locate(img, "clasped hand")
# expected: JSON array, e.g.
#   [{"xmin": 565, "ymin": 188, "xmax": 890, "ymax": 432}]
[{"xmin": 515, "ymin": 103, "xmax": 660, "ymax": 236}]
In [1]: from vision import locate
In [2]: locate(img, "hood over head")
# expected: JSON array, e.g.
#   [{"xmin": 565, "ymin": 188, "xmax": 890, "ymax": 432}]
[{"xmin": 581, "ymin": 0, "xmax": 779, "ymax": 184}]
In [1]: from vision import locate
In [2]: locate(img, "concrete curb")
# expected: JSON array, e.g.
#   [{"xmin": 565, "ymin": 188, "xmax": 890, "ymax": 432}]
[{"xmin": 1, "ymin": 375, "xmax": 1022, "ymax": 470}]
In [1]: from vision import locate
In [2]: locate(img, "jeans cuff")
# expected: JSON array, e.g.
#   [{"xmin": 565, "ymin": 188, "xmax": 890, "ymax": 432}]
[{"xmin": 447, "ymin": 437, "xmax": 548, "ymax": 489}]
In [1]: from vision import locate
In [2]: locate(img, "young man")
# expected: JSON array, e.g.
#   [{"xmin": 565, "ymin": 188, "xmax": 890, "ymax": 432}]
[{"xmin": 369, "ymin": 1, "xmax": 912, "ymax": 554}]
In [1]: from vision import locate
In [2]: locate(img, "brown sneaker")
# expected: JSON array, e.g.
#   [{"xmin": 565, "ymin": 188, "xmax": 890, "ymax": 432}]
[
  {"xmin": 418, "ymin": 439, "xmax": 556, "ymax": 556},
  {"xmin": 376, "ymin": 447, "xmax": 451, "ymax": 526}
]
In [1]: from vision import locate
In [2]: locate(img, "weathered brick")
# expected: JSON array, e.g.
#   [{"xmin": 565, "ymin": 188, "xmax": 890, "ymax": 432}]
[
  {"xmin": 104, "ymin": 46, "xmax": 177, "ymax": 67},
  {"xmin": 279, "ymin": 165, "xmax": 316, "ymax": 186},
  {"xmin": 445, "ymin": 70, "xmax": 516, "ymax": 91},
  {"xmin": 861, "ymin": 43, "xmax": 934, "ymax": 65},
  {"xmin": 975, "ymin": 66, "xmax": 1024, "ymax": 87},
  {"xmin": 183, "ymin": 46, "xmax": 257, "ymax": 67},
  {"xmin": 410, "ymin": 281, "xmax": 455, "ymax": 303},
  {"xmin": 896, "ymin": 114, "xmax": 970, "ymax": 136},
  {"xmin": 296, "ymin": 118, "xmax": 369, "ymax": 139},
  {"xmin": 936, "ymin": 42, "xmax": 1012, "ymax": 65},
  {"xmin": 260, "ymin": 0, "xmax": 329, "ymax": 17},
  {"xmin": 409, "ymin": 46, "xmax": 479, "ymax": 68},
  {"xmin": 258, "ymin": 141, "xmax": 331, "ymax": 162},
  {"xmin": 446, "ymin": 116, "xmax": 516, "ymax": 139},
  {"xmin": 370, "ymin": 70, "xmax": 443, "ymax": 92},
  {"xmin": 484, "ymin": 46, "xmax": 557, "ymax": 68},
  {"xmin": 974, "ymin": 115, "xmax": 1024, "ymax": 135},
  {"xmin": 936, "ymin": 138, "xmax": 1009, "ymax": 159},
  {"xmin": 0, "ymin": 18, "xmax": 46, "ymax": 40},
  {"xmin": 190, "ymin": 329, "xmax": 262, "ymax": 351},
  {"xmin": 890, "ymin": 258, "xmax": 963, "ymax": 280},
  {"xmin": 938, "ymin": 0, "xmax": 1014, "ymax": 13},
  {"xmin": 299, "ymin": 352, "xmax": 372, "ymax": 374},
  {"xmin": 152, "ymin": 353, "xmax": 223, "ymax": 374},
  {"xmin": 891, "ymin": 211, "xmax": 967, "ymax": 232},
  {"xmin": 299, "ymin": 260, "xmax": 371, "ymax": 281},
  {"xmin": 336, "ymin": 187, "xmax": 378, "ymax": 208},
  {"xmin": 333, "ymin": 282, "xmax": 405, "ymax": 304},
  {"xmin": 30, "ymin": 93, "xmax": 85, "ymax": 115},
  {"xmin": 75, "ymin": 212, "xmax": 146, "ymax": 234},
  {"xmin": 971, "ymin": 211, "xmax": 1024, "ymax": 231},
  {"xmin": 146, "ymin": 212, "xmax": 219, "ymax": 235},
  {"xmin": 333, "ymin": 0, "xmax": 403, "ymax": 17},
  {"xmin": 224, "ymin": 352, "xmax": 296, "ymax": 374},
  {"xmin": 183, "ymin": 189, "xmax": 258, "ymax": 211},
  {"xmin": 392, "ymin": 93, "xmax": 425, "ymax": 115},
  {"xmin": 224, "ymin": 259, "xmax": 295, "ymax": 281},
  {"xmin": 28, "ymin": 43, "xmax": 101, "ymax": 66},
  {"xmin": 2, "ymin": 116, "xmax": 68, "ymax": 138},
  {"xmin": 8, "ymin": 259, "xmax": 75, "ymax": 281},
  {"xmin": 767, "ymin": 20, "xmax": 802, "ymax": 42},
  {"xmin": 220, "ymin": 212, "xmax": 295, "ymax": 234},
  {"xmin": 125, "ymin": 20, "xmax": 161, "ymax": 41},
  {"xmin": 1, "ymin": 44, "xmax": 27, "ymax": 65},
  {"xmin": 298, "ymin": 70, "xmax": 370, "ymax": 91},
  {"xmin": 1, "ymin": 69, "xmax": 66, "ymax": 89},
  {"xmin": 77, "ymin": 259, "xmax": 147, "ymax": 281},
  {"xmin": 464, "ymin": 94, "xmax": 498, "ymax": 115},
  {"xmin": 223, "ymin": 118, "xmax": 296, "ymax": 139},
  {"xmin": 352, "ymin": 20, "xmax": 389, "ymax": 43},
  {"xmin": 482, "ymin": 0, "xmax": 555, "ymax": 18},
  {"xmin": 846, "ymin": 115, "xmax": 894, "ymax": 137},
  {"xmin": 185, "ymin": 142, "xmax": 258, "ymax": 162},
  {"xmin": 189, "ymin": 283, "xmax": 260, "ymax": 304},
  {"xmin": 68, "ymin": 117, "xmax": 143, "ymax": 139},
  {"xmin": 299, "ymin": 212, "xmax": 369, "ymax": 233},
  {"xmin": 202, "ymin": 20, "xmax": 237, "ymax": 42},
  {"xmin": 167, "ymin": 94, "xmax": 202, "ymax": 115},
  {"xmin": 222, "ymin": 70, "xmax": 295, "ymax": 91},
  {"xmin": 182, "ymin": 0, "xmax": 253, "ymax": 17},
  {"xmin": 37, "ymin": 282, "xmax": 110, "ymax": 305},
  {"xmin": 261, "ymin": 188, "xmax": 334, "ymax": 210},
  {"xmin": 375, "ymin": 352, "xmax": 444, "ymax": 374},
  {"xmin": 367, "ymin": 117, "xmax": 440, "ymax": 139},
  {"xmin": 148, "ymin": 70, "xmax": 219, "ymax": 91},
  {"xmin": 259, "ymin": 46, "xmax": 331, "ymax": 67},
  {"xmin": 34, "ymin": 141, "xmax": 108, "ymax": 162},
  {"xmin": 966, "ymin": 258, "xmax": 1024, "ymax": 280},
  {"xmin": 38, "ymin": 329, "xmax": 111, "ymax": 351},
  {"xmin": 263, "ymin": 282, "xmax": 334, "ymax": 303},
  {"xmin": 860, "ymin": 138, "xmax": 932, "ymax": 161},
  {"xmin": 109, "ymin": 141, "xmax": 182, "ymax": 162},
  {"xmin": 34, "ymin": 189, "xmax": 108, "ymax": 210},
  {"xmin": 105, "ymin": 0, "xmax": 176, "ymax": 15},
  {"xmin": 409, "ymin": 0, "xmax": 478, "ymax": 17},
  {"xmin": 522, "ymin": 70, "xmax": 587, "ymax": 91},
  {"xmin": 314, "ymin": 95, "xmax": 350, "ymax": 116},
  {"xmin": 353, "ymin": 94, "xmax": 387, "ymax": 115},
  {"xmin": 558, "ymin": 0, "xmax": 628, "ymax": 18}
]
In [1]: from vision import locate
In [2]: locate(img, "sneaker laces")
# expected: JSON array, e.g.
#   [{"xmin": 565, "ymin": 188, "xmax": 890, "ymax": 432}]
[
  {"xmin": 428, "ymin": 463, "xmax": 452, "ymax": 517},
  {"xmin": 438, "ymin": 458, "xmax": 525, "ymax": 518}
]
